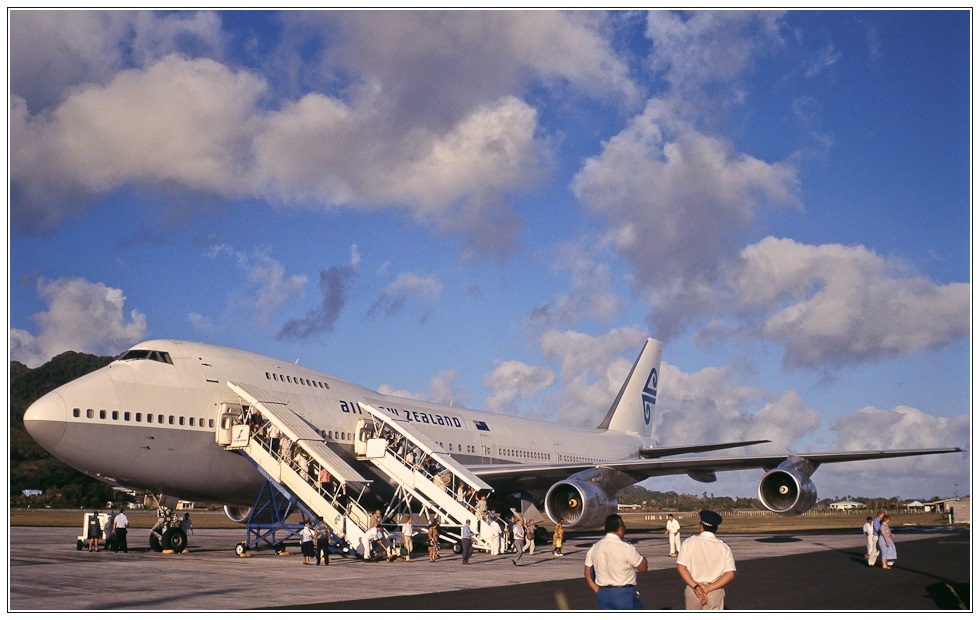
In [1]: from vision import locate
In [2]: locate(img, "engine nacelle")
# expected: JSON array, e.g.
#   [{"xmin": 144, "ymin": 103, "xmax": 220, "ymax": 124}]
[
  {"xmin": 544, "ymin": 480, "xmax": 617, "ymax": 530},
  {"xmin": 223, "ymin": 505, "xmax": 252, "ymax": 523},
  {"xmin": 758, "ymin": 457, "xmax": 818, "ymax": 516}
]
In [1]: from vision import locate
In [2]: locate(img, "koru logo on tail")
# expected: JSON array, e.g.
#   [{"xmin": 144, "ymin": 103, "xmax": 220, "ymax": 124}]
[{"xmin": 641, "ymin": 368, "xmax": 658, "ymax": 425}]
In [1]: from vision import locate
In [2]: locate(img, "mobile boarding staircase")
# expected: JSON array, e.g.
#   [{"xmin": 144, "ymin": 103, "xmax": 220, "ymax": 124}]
[
  {"xmin": 216, "ymin": 382, "xmax": 377, "ymax": 557},
  {"xmin": 355, "ymin": 403, "xmax": 496, "ymax": 553}
]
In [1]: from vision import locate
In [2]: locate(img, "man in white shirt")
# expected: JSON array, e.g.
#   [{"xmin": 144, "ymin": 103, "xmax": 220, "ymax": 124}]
[
  {"xmin": 512, "ymin": 519, "xmax": 525, "ymax": 566},
  {"xmin": 401, "ymin": 516, "xmax": 414, "ymax": 560},
  {"xmin": 665, "ymin": 514, "xmax": 681, "ymax": 557},
  {"xmin": 676, "ymin": 510, "xmax": 735, "ymax": 610},
  {"xmin": 584, "ymin": 514, "xmax": 648, "ymax": 609},
  {"xmin": 868, "ymin": 511, "xmax": 884, "ymax": 567},
  {"xmin": 112, "ymin": 509, "xmax": 129, "ymax": 553},
  {"xmin": 863, "ymin": 516, "xmax": 875, "ymax": 560},
  {"xmin": 489, "ymin": 516, "xmax": 502, "ymax": 556}
]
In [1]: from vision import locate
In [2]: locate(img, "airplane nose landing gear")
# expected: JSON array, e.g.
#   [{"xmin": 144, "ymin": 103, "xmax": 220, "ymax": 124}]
[{"xmin": 148, "ymin": 496, "xmax": 188, "ymax": 553}]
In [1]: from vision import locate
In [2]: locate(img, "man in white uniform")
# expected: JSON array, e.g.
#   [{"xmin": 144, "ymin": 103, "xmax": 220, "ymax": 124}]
[
  {"xmin": 584, "ymin": 514, "xmax": 648, "ymax": 609},
  {"xmin": 868, "ymin": 510, "xmax": 884, "ymax": 567},
  {"xmin": 863, "ymin": 516, "xmax": 875, "ymax": 560},
  {"xmin": 489, "ymin": 517, "xmax": 502, "ymax": 556},
  {"xmin": 665, "ymin": 514, "xmax": 681, "ymax": 557},
  {"xmin": 361, "ymin": 526, "xmax": 379, "ymax": 560},
  {"xmin": 676, "ymin": 510, "xmax": 735, "ymax": 610}
]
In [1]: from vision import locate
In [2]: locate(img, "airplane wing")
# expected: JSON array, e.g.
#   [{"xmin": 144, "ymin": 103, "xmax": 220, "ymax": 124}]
[{"xmin": 468, "ymin": 447, "xmax": 963, "ymax": 493}]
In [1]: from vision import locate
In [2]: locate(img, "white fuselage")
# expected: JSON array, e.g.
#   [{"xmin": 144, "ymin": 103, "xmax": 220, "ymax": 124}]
[{"xmin": 24, "ymin": 339, "xmax": 644, "ymax": 506}]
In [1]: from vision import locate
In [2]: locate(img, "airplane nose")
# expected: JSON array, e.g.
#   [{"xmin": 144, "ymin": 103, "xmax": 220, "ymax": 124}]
[{"xmin": 24, "ymin": 390, "xmax": 68, "ymax": 452}]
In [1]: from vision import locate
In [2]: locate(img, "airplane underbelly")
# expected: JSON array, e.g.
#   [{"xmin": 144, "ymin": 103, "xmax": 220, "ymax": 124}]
[{"xmin": 62, "ymin": 422, "xmax": 265, "ymax": 505}]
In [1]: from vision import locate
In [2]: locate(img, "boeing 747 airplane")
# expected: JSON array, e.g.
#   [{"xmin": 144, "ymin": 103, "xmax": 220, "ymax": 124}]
[{"xmin": 24, "ymin": 337, "xmax": 960, "ymax": 551}]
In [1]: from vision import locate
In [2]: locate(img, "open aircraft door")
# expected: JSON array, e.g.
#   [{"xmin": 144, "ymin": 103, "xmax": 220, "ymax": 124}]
[
  {"xmin": 354, "ymin": 418, "xmax": 375, "ymax": 458},
  {"xmin": 215, "ymin": 402, "xmax": 244, "ymax": 447}
]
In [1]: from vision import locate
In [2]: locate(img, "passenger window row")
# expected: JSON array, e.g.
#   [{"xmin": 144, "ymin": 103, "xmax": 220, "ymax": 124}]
[
  {"xmin": 72, "ymin": 408, "xmax": 215, "ymax": 429},
  {"xmin": 437, "ymin": 442, "xmax": 477, "ymax": 454},
  {"xmin": 265, "ymin": 371, "xmax": 330, "ymax": 390},
  {"xmin": 498, "ymin": 448, "xmax": 551, "ymax": 460}
]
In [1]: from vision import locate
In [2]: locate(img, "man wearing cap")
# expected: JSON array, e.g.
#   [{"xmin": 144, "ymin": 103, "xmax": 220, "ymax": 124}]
[
  {"xmin": 676, "ymin": 510, "xmax": 735, "ymax": 610},
  {"xmin": 584, "ymin": 514, "xmax": 648, "ymax": 609}
]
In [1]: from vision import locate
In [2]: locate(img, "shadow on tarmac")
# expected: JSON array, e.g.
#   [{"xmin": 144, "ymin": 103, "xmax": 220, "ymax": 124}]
[{"xmin": 274, "ymin": 530, "xmax": 969, "ymax": 611}]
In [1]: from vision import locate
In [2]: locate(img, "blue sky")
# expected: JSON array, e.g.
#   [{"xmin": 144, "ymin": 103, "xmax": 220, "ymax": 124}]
[{"xmin": 8, "ymin": 10, "xmax": 970, "ymax": 500}]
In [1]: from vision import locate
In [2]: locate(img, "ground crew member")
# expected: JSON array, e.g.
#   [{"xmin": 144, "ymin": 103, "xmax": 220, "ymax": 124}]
[
  {"xmin": 112, "ymin": 508, "xmax": 129, "ymax": 553},
  {"xmin": 676, "ymin": 510, "xmax": 735, "ymax": 610},
  {"xmin": 665, "ymin": 513, "xmax": 681, "ymax": 557},
  {"xmin": 584, "ymin": 514, "xmax": 648, "ymax": 609}
]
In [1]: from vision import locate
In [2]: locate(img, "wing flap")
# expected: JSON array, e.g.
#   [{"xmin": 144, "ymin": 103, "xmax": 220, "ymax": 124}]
[{"xmin": 639, "ymin": 439, "xmax": 771, "ymax": 459}]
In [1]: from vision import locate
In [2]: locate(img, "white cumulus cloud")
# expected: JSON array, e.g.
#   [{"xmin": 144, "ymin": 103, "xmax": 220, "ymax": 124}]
[
  {"xmin": 10, "ymin": 11, "xmax": 637, "ymax": 257},
  {"xmin": 655, "ymin": 362, "xmax": 819, "ymax": 451},
  {"xmin": 572, "ymin": 100, "xmax": 800, "ymax": 337},
  {"xmin": 11, "ymin": 277, "xmax": 148, "ymax": 366},
  {"xmin": 735, "ymin": 237, "xmax": 970, "ymax": 368},
  {"xmin": 816, "ymin": 405, "xmax": 969, "ymax": 498},
  {"xmin": 378, "ymin": 370, "xmax": 468, "ymax": 407},
  {"xmin": 484, "ymin": 360, "xmax": 556, "ymax": 415}
]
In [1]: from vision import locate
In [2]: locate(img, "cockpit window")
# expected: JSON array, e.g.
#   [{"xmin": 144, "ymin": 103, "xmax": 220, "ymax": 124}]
[{"xmin": 118, "ymin": 349, "xmax": 174, "ymax": 365}]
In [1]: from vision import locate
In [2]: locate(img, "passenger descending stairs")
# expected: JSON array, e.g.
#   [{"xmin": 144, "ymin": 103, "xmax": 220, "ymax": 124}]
[
  {"xmin": 357, "ymin": 403, "xmax": 495, "ymax": 552},
  {"xmin": 223, "ymin": 382, "xmax": 376, "ymax": 556}
]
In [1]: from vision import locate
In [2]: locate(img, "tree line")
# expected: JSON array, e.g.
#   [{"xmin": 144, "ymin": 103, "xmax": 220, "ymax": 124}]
[{"xmin": 614, "ymin": 485, "xmax": 941, "ymax": 513}]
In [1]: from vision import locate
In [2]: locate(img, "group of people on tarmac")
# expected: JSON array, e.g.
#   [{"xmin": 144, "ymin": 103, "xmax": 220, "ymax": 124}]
[
  {"xmin": 585, "ymin": 511, "xmax": 736, "ymax": 611},
  {"xmin": 240, "ymin": 412, "xmax": 582, "ymax": 571},
  {"xmin": 84, "ymin": 507, "xmax": 193, "ymax": 553},
  {"xmin": 300, "ymin": 519, "xmax": 332, "ymax": 566},
  {"xmin": 347, "ymin": 504, "xmax": 565, "ymax": 567},
  {"xmin": 354, "ymin": 510, "xmax": 414, "ymax": 562},
  {"xmin": 864, "ymin": 510, "xmax": 898, "ymax": 570}
]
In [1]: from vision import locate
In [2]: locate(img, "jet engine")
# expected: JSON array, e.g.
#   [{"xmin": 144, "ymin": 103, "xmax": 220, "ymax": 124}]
[
  {"xmin": 758, "ymin": 457, "xmax": 818, "ymax": 516},
  {"xmin": 223, "ymin": 505, "xmax": 252, "ymax": 523},
  {"xmin": 544, "ymin": 480, "xmax": 618, "ymax": 530}
]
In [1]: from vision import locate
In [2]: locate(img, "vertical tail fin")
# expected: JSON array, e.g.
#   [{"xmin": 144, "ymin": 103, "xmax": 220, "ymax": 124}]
[{"xmin": 597, "ymin": 338, "xmax": 663, "ymax": 437}]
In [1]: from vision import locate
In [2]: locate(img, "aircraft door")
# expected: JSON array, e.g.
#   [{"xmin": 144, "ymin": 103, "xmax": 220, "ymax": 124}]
[
  {"xmin": 479, "ymin": 434, "xmax": 493, "ymax": 464},
  {"xmin": 215, "ymin": 403, "xmax": 244, "ymax": 446},
  {"xmin": 354, "ymin": 419, "xmax": 375, "ymax": 458},
  {"xmin": 554, "ymin": 442, "xmax": 563, "ymax": 463}
]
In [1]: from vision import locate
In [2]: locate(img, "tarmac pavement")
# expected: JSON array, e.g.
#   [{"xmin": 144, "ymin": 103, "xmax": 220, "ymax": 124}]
[{"xmin": 8, "ymin": 526, "xmax": 969, "ymax": 611}]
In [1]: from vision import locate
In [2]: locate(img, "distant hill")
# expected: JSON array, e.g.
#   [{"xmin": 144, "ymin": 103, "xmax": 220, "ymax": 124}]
[{"xmin": 9, "ymin": 351, "xmax": 125, "ymax": 508}]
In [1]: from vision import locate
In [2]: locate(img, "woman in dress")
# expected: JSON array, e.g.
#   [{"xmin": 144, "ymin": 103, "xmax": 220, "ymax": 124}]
[
  {"xmin": 300, "ymin": 521, "xmax": 316, "ymax": 565},
  {"xmin": 877, "ymin": 514, "xmax": 897, "ymax": 569},
  {"xmin": 553, "ymin": 518, "xmax": 564, "ymax": 556},
  {"xmin": 427, "ymin": 519, "xmax": 440, "ymax": 563}
]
